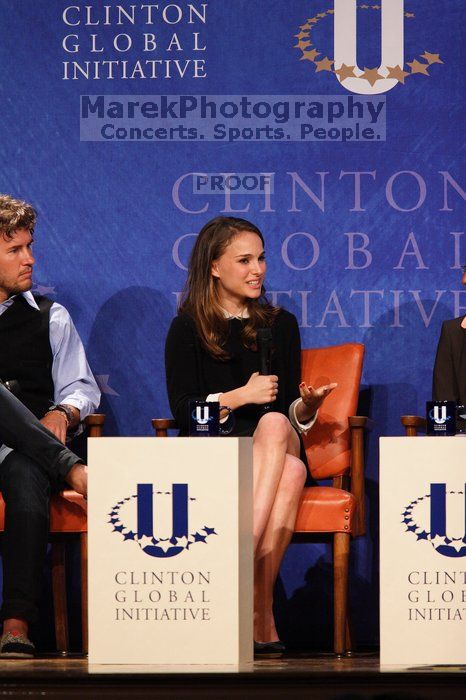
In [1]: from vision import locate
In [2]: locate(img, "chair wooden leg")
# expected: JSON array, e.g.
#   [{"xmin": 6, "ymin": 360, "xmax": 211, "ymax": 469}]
[
  {"xmin": 333, "ymin": 532, "xmax": 350, "ymax": 656},
  {"xmin": 80, "ymin": 533, "xmax": 88, "ymax": 655},
  {"xmin": 51, "ymin": 539, "xmax": 69, "ymax": 654}
]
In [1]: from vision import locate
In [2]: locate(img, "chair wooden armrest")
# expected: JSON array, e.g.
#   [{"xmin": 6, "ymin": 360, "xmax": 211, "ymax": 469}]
[
  {"xmin": 84, "ymin": 413, "xmax": 105, "ymax": 437},
  {"xmin": 401, "ymin": 415, "xmax": 426, "ymax": 437},
  {"xmin": 152, "ymin": 418, "xmax": 177, "ymax": 437},
  {"xmin": 349, "ymin": 415, "xmax": 374, "ymax": 430}
]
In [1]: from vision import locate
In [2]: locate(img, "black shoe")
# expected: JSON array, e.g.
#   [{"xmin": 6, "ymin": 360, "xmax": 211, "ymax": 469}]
[
  {"xmin": 0, "ymin": 631, "xmax": 35, "ymax": 658},
  {"xmin": 254, "ymin": 640, "xmax": 286, "ymax": 657}
]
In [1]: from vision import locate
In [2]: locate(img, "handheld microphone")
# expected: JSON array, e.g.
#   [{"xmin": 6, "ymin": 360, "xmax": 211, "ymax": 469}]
[
  {"xmin": 257, "ymin": 328, "xmax": 273, "ymax": 412},
  {"xmin": 257, "ymin": 327, "xmax": 273, "ymax": 374}
]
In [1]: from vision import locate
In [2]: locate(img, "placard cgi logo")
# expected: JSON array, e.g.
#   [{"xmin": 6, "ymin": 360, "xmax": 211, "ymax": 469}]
[
  {"xmin": 108, "ymin": 484, "xmax": 218, "ymax": 558},
  {"xmin": 430, "ymin": 405, "xmax": 447, "ymax": 424},
  {"xmin": 192, "ymin": 405, "xmax": 212, "ymax": 425},
  {"xmin": 295, "ymin": 0, "xmax": 444, "ymax": 95},
  {"xmin": 402, "ymin": 484, "xmax": 466, "ymax": 558},
  {"xmin": 428, "ymin": 405, "xmax": 453, "ymax": 426}
]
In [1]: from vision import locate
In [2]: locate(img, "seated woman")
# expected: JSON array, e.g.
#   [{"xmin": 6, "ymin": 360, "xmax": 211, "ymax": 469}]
[
  {"xmin": 165, "ymin": 216, "xmax": 336, "ymax": 654},
  {"xmin": 432, "ymin": 264, "xmax": 466, "ymax": 404}
]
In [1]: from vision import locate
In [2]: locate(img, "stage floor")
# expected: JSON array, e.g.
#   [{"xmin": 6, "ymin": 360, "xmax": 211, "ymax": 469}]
[{"xmin": 0, "ymin": 653, "xmax": 465, "ymax": 699}]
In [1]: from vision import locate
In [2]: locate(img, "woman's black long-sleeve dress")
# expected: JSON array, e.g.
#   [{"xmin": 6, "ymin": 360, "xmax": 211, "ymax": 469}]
[{"xmin": 165, "ymin": 309, "xmax": 302, "ymax": 437}]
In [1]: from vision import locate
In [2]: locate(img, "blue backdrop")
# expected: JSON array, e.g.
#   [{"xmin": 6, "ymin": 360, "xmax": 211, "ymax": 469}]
[{"xmin": 0, "ymin": 0, "xmax": 464, "ymax": 649}]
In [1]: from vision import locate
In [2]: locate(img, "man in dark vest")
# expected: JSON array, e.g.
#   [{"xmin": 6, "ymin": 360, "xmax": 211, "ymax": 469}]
[
  {"xmin": 0, "ymin": 194, "xmax": 100, "ymax": 657},
  {"xmin": 432, "ymin": 262, "xmax": 466, "ymax": 404}
]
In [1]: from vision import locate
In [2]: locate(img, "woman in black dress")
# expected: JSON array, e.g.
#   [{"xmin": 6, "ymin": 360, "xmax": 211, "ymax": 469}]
[{"xmin": 165, "ymin": 217, "xmax": 336, "ymax": 653}]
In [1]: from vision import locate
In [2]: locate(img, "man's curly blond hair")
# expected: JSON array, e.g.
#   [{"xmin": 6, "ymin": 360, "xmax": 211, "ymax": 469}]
[{"xmin": 0, "ymin": 194, "xmax": 37, "ymax": 239}]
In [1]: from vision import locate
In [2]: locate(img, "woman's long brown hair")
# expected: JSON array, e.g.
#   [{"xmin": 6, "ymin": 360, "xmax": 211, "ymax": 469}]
[{"xmin": 179, "ymin": 216, "xmax": 279, "ymax": 360}]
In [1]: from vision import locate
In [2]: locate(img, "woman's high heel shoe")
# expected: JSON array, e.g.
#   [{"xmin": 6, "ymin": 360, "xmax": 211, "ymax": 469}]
[{"xmin": 254, "ymin": 640, "xmax": 286, "ymax": 657}]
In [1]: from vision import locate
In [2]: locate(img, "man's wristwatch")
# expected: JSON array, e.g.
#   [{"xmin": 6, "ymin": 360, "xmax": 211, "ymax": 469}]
[{"xmin": 47, "ymin": 404, "xmax": 75, "ymax": 427}]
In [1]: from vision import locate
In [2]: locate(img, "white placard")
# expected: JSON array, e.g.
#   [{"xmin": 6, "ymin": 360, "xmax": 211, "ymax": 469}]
[
  {"xmin": 87, "ymin": 437, "xmax": 253, "ymax": 667},
  {"xmin": 380, "ymin": 436, "xmax": 466, "ymax": 666}
]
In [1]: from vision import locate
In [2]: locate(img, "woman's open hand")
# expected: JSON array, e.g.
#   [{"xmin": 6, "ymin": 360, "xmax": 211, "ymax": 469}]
[
  {"xmin": 299, "ymin": 381, "xmax": 338, "ymax": 416},
  {"xmin": 243, "ymin": 372, "xmax": 279, "ymax": 405}
]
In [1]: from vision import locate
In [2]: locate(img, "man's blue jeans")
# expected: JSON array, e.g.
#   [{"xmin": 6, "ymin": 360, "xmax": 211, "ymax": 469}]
[{"xmin": 0, "ymin": 384, "xmax": 81, "ymax": 623}]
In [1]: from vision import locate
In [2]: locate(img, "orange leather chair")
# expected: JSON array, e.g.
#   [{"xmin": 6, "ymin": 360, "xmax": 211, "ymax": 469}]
[
  {"xmin": 292, "ymin": 344, "xmax": 367, "ymax": 656},
  {"xmin": 0, "ymin": 413, "xmax": 104, "ymax": 655},
  {"xmin": 152, "ymin": 343, "xmax": 368, "ymax": 656}
]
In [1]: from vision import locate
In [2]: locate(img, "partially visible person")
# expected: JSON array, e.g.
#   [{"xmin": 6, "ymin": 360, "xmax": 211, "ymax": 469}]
[
  {"xmin": 432, "ymin": 262, "xmax": 466, "ymax": 404},
  {"xmin": 165, "ymin": 216, "xmax": 336, "ymax": 655},
  {"xmin": 0, "ymin": 194, "xmax": 100, "ymax": 658},
  {"xmin": 0, "ymin": 382, "xmax": 87, "ymax": 493}
]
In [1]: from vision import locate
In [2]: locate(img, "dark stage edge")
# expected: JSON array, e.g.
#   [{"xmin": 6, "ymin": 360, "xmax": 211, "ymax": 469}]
[{"xmin": 0, "ymin": 653, "xmax": 465, "ymax": 699}]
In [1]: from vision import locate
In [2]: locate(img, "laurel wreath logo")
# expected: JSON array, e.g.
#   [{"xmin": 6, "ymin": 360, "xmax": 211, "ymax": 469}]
[
  {"xmin": 294, "ymin": 4, "xmax": 444, "ymax": 86},
  {"xmin": 401, "ymin": 490, "xmax": 466, "ymax": 558},
  {"xmin": 108, "ymin": 491, "xmax": 217, "ymax": 557}
]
